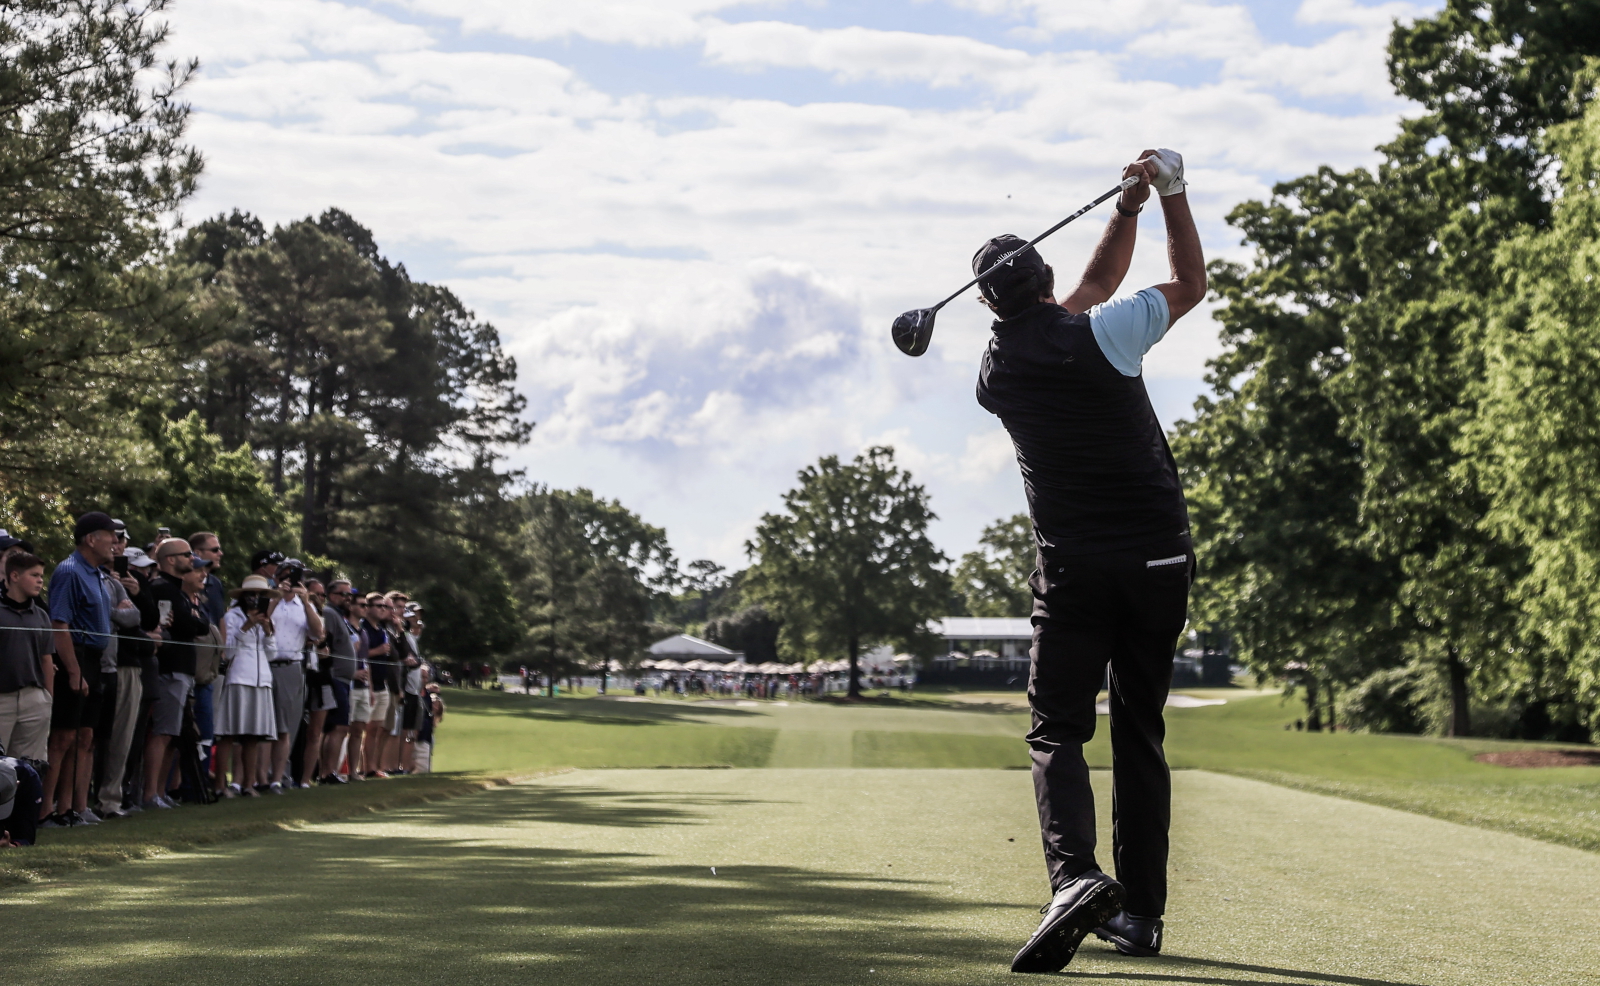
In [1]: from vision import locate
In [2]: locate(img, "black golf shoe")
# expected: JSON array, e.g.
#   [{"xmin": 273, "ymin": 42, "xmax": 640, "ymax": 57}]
[
  {"xmin": 1010, "ymin": 870, "xmax": 1126, "ymax": 974},
  {"xmin": 1092, "ymin": 910, "xmax": 1164, "ymax": 957}
]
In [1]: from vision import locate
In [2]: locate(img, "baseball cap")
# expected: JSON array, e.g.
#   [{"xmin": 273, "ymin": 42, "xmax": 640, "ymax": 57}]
[
  {"xmin": 123, "ymin": 547, "xmax": 157, "ymax": 569},
  {"xmin": 73, "ymin": 511, "xmax": 117, "ymax": 542},
  {"xmin": 972, "ymin": 234, "xmax": 1048, "ymax": 306},
  {"xmin": 0, "ymin": 530, "xmax": 33, "ymax": 554},
  {"xmin": 250, "ymin": 549, "xmax": 285, "ymax": 571}
]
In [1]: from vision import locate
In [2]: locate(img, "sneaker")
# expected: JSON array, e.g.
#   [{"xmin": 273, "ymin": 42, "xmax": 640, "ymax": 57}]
[
  {"xmin": 39, "ymin": 813, "xmax": 72, "ymax": 828},
  {"xmin": 224, "ymin": 782, "xmax": 241, "ymax": 798},
  {"xmin": 1011, "ymin": 870, "xmax": 1126, "ymax": 974},
  {"xmin": 1093, "ymin": 911, "xmax": 1164, "ymax": 957},
  {"xmin": 268, "ymin": 782, "xmax": 285, "ymax": 795},
  {"xmin": 139, "ymin": 798, "xmax": 169, "ymax": 811},
  {"xmin": 76, "ymin": 809, "xmax": 102, "ymax": 825},
  {"xmin": 122, "ymin": 803, "xmax": 144, "ymax": 814}
]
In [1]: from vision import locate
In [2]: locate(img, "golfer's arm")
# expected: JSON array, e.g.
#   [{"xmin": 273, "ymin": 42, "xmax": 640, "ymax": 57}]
[
  {"xmin": 1061, "ymin": 212, "xmax": 1138, "ymax": 314},
  {"xmin": 1152, "ymin": 193, "xmax": 1206, "ymax": 323}
]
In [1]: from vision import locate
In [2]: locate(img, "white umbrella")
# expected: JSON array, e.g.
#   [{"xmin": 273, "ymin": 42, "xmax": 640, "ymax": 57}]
[
  {"xmin": 639, "ymin": 659, "xmax": 657, "ymax": 669},
  {"xmin": 726, "ymin": 660, "xmax": 753, "ymax": 673},
  {"xmin": 653, "ymin": 659, "xmax": 684, "ymax": 672},
  {"xmin": 892, "ymin": 653, "xmax": 914, "ymax": 664},
  {"xmin": 683, "ymin": 659, "xmax": 712, "ymax": 671}
]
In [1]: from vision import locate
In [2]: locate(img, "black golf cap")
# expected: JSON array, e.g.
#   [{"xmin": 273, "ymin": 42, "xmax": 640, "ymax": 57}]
[
  {"xmin": 73, "ymin": 511, "xmax": 117, "ymax": 542},
  {"xmin": 972, "ymin": 234, "xmax": 1047, "ymax": 305},
  {"xmin": 251, "ymin": 549, "xmax": 285, "ymax": 571}
]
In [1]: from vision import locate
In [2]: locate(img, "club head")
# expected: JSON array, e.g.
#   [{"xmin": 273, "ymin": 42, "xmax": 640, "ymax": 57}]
[{"xmin": 892, "ymin": 308, "xmax": 937, "ymax": 357}]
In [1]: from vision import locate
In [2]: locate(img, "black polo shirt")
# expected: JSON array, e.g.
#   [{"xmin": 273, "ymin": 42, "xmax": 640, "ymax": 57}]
[{"xmin": 976, "ymin": 300, "xmax": 1189, "ymax": 555}]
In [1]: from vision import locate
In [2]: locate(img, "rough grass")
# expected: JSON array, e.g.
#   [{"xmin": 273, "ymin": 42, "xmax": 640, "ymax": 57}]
[{"xmin": 0, "ymin": 771, "xmax": 533, "ymax": 887}]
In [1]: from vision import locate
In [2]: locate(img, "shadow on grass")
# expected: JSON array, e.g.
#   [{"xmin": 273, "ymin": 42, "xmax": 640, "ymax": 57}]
[
  {"xmin": 1066, "ymin": 955, "xmax": 1433, "ymax": 986},
  {"xmin": 449, "ymin": 690, "xmax": 768, "ymax": 726},
  {"xmin": 390, "ymin": 783, "xmax": 784, "ymax": 829},
  {"xmin": 2, "ymin": 785, "xmax": 1007, "ymax": 986}
]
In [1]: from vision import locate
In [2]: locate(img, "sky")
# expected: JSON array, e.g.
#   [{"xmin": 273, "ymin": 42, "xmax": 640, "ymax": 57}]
[{"xmin": 162, "ymin": 0, "xmax": 1441, "ymax": 570}]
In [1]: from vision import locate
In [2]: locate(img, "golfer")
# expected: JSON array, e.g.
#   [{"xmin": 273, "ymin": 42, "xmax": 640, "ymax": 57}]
[{"xmin": 973, "ymin": 150, "xmax": 1205, "ymax": 973}]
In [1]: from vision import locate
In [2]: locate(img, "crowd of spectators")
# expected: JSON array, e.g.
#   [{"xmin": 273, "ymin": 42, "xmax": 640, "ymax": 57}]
[{"xmin": 0, "ymin": 513, "xmax": 447, "ymax": 847}]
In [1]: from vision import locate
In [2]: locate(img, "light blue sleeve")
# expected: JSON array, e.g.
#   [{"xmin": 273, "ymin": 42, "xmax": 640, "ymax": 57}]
[{"xmin": 1088, "ymin": 287, "xmax": 1171, "ymax": 377}]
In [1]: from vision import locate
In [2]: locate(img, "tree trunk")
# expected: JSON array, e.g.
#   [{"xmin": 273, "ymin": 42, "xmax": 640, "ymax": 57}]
[
  {"xmin": 1304, "ymin": 674, "xmax": 1322, "ymax": 732},
  {"xmin": 1325, "ymin": 680, "xmax": 1337, "ymax": 732},
  {"xmin": 1447, "ymin": 646, "xmax": 1471, "ymax": 737},
  {"xmin": 847, "ymin": 634, "xmax": 861, "ymax": 698}
]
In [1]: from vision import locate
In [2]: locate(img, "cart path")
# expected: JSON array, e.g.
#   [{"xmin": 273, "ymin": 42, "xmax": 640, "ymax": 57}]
[{"xmin": 3, "ymin": 769, "xmax": 1597, "ymax": 985}]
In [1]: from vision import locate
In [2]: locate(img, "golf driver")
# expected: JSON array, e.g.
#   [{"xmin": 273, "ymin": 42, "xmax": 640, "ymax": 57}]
[{"xmin": 891, "ymin": 175, "xmax": 1142, "ymax": 357}]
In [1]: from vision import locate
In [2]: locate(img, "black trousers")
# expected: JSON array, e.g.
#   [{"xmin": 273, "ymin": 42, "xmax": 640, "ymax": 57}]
[{"xmin": 1026, "ymin": 534, "xmax": 1193, "ymax": 917}]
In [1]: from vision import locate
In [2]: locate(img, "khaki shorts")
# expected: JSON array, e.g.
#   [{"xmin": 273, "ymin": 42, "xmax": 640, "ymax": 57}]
[
  {"xmin": 349, "ymin": 684, "xmax": 374, "ymax": 724},
  {"xmin": 368, "ymin": 688, "xmax": 391, "ymax": 727},
  {"xmin": 0, "ymin": 686, "xmax": 52, "ymax": 761}
]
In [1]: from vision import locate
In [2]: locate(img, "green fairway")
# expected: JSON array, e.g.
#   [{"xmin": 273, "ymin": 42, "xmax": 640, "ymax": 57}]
[
  {"xmin": 4, "ymin": 768, "xmax": 1598, "ymax": 985},
  {"xmin": 434, "ymin": 688, "xmax": 1600, "ymax": 851}
]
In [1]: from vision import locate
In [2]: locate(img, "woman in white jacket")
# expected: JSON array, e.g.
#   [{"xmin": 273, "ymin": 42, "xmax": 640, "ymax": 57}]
[{"xmin": 215, "ymin": 575, "xmax": 278, "ymax": 797}]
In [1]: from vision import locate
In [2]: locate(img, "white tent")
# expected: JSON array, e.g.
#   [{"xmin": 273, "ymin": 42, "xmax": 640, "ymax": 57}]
[
  {"xmin": 648, "ymin": 633, "xmax": 742, "ymax": 661},
  {"xmin": 653, "ymin": 659, "xmax": 684, "ymax": 672}
]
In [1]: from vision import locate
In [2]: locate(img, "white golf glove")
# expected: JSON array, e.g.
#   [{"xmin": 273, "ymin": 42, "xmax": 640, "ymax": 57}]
[{"xmin": 1149, "ymin": 148, "xmax": 1187, "ymax": 196}]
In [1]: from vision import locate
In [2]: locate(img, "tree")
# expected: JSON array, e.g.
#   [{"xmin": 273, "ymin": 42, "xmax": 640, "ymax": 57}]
[
  {"xmin": 514, "ymin": 487, "xmax": 672, "ymax": 691},
  {"xmin": 1471, "ymin": 94, "xmax": 1600, "ymax": 735},
  {"xmin": 704, "ymin": 605, "xmax": 781, "ymax": 664},
  {"xmin": 745, "ymin": 447, "xmax": 950, "ymax": 697},
  {"xmin": 178, "ymin": 209, "xmax": 530, "ymax": 586},
  {"xmin": 0, "ymin": 0, "xmax": 210, "ymax": 519},
  {"xmin": 1175, "ymin": 1, "xmax": 1600, "ymax": 735},
  {"xmin": 953, "ymin": 513, "xmax": 1034, "ymax": 617}
]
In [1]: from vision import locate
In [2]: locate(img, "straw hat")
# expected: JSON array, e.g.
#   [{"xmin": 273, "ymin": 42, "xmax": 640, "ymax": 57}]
[{"xmin": 228, "ymin": 574, "xmax": 275, "ymax": 598}]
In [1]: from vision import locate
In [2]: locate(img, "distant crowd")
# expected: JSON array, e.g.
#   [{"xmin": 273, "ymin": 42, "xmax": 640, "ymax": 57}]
[{"xmin": 0, "ymin": 512, "xmax": 447, "ymax": 847}]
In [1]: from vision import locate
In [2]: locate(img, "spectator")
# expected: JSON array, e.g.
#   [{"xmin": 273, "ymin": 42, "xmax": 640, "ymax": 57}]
[
  {"xmin": 42, "ymin": 511, "xmax": 116, "ymax": 827},
  {"xmin": 248, "ymin": 550, "xmax": 284, "ymax": 584},
  {"xmin": 298, "ymin": 579, "xmax": 334, "ymax": 787},
  {"xmin": 317, "ymin": 581, "xmax": 362, "ymax": 784},
  {"xmin": 344, "ymin": 594, "xmax": 375, "ymax": 777},
  {"xmin": 215, "ymin": 576, "xmax": 278, "ymax": 797},
  {"xmin": 266, "ymin": 559, "xmax": 320, "ymax": 793},
  {"xmin": 96, "ymin": 546, "xmax": 159, "ymax": 818},
  {"xmin": 142, "ymin": 539, "xmax": 210, "ymax": 809},
  {"xmin": 1, "ymin": 756, "xmax": 44, "ymax": 848},
  {"xmin": 359, "ymin": 593, "xmax": 394, "ymax": 778},
  {"xmin": 85, "ymin": 520, "xmax": 142, "ymax": 821},
  {"xmin": 379, "ymin": 591, "xmax": 419, "ymax": 773},
  {"xmin": 414, "ymin": 680, "xmax": 445, "ymax": 773},
  {"xmin": 0, "ymin": 552, "xmax": 54, "ymax": 770},
  {"xmin": 0, "ymin": 530, "xmax": 35, "ymax": 594},
  {"xmin": 190, "ymin": 532, "xmax": 227, "ymax": 626}
]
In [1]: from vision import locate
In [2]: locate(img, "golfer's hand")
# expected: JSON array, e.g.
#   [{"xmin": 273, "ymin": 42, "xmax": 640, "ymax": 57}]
[{"xmin": 1120, "ymin": 152, "xmax": 1158, "ymax": 210}]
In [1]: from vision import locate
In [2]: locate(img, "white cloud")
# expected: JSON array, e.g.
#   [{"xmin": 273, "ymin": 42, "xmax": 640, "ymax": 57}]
[
  {"xmin": 164, "ymin": 0, "xmax": 1438, "ymax": 564},
  {"xmin": 704, "ymin": 22, "xmax": 1037, "ymax": 90}
]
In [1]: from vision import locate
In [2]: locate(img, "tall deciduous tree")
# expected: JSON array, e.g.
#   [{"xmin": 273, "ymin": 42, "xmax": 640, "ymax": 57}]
[
  {"xmin": 1176, "ymin": 1, "xmax": 1599, "ymax": 735},
  {"xmin": 745, "ymin": 447, "xmax": 949, "ymax": 698},
  {"xmin": 514, "ymin": 487, "xmax": 674, "ymax": 691},
  {"xmin": 0, "ymin": 0, "xmax": 209, "ymax": 520},
  {"xmin": 1472, "ymin": 95, "xmax": 1600, "ymax": 737},
  {"xmin": 953, "ymin": 513, "xmax": 1035, "ymax": 617}
]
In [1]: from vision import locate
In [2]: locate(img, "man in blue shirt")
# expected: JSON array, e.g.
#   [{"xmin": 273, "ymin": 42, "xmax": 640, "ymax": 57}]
[
  {"xmin": 42, "ymin": 511, "xmax": 116, "ymax": 826},
  {"xmin": 975, "ymin": 151, "xmax": 1208, "ymax": 972}
]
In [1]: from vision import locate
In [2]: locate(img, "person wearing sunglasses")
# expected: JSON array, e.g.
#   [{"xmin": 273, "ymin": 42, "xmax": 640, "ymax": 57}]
[{"xmin": 316, "ymin": 582, "xmax": 362, "ymax": 782}]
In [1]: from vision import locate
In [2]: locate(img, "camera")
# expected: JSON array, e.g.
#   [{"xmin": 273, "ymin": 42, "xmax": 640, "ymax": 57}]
[
  {"xmin": 279, "ymin": 563, "xmax": 304, "ymax": 587},
  {"xmin": 245, "ymin": 593, "xmax": 272, "ymax": 615},
  {"xmin": 157, "ymin": 526, "xmax": 171, "ymax": 539},
  {"xmin": 113, "ymin": 555, "xmax": 129, "ymax": 576}
]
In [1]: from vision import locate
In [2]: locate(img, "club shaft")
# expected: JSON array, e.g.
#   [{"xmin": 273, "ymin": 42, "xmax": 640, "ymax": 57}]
[{"xmin": 932, "ymin": 176, "xmax": 1141, "ymax": 313}]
